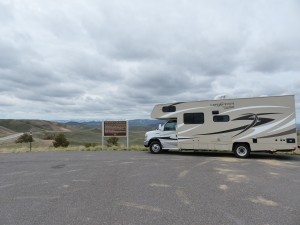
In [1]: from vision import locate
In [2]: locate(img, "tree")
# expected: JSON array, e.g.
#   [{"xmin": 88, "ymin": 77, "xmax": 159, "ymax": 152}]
[
  {"xmin": 53, "ymin": 133, "xmax": 70, "ymax": 148},
  {"xmin": 15, "ymin": 133, "xmax": 34, "ymax": 143},
  {"xmin": 106, "ymin": 137, "xmax": 119, "ymax": 147}
]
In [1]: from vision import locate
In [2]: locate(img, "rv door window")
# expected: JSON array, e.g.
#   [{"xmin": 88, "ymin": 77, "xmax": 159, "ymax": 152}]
[
  {"xmin": 184, "ymin": 113, "xmax": 204, "ymax": 124},
  {"xmin": 164, "ymin": 120, "xmax": 177, "ymax": 131},
  {"xmin": 213, "ymin": 115, "xmax": 230, "ymax": 122}
]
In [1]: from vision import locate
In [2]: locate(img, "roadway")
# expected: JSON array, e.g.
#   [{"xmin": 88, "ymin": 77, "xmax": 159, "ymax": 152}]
[{"xmin": 0, "ymin": 151, "xmax": 299, "ymax": 225}]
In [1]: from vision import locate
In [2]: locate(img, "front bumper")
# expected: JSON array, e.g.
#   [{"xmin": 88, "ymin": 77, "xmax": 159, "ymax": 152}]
[{"xmin": 144, "ymin": 141, "xmax": 149, "ymax": 147}]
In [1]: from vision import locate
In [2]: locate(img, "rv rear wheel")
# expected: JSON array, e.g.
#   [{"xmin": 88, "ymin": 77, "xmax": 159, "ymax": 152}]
[
  {"xmin": 150, "ymin": 141, "xmax": 162, "ymax": 154},
  {"xmin": 233, "ymin": 144, "xmax": 250, "ymax": 158}
]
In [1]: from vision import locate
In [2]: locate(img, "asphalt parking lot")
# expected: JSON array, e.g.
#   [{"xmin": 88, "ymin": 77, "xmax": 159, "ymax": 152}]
[{"xmin": 0, "ymin": 151, "xmax": 299, "ymax": 225}]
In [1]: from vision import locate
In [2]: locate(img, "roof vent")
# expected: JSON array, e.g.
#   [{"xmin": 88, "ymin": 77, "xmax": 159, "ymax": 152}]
[{"xmin": 214, "ymin": 95, "xmax": 226, "ymax": 100}]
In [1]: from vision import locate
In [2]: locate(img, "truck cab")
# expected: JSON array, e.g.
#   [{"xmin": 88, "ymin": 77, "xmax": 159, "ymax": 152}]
[{"xmin": 144, "ymin": 119, "xmax": 178, "ymax": 153}]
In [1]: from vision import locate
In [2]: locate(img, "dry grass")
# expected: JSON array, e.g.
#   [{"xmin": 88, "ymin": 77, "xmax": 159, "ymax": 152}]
[{"xmin": 0, "ymin": 144, "xmax": 148, "ymax": 153}]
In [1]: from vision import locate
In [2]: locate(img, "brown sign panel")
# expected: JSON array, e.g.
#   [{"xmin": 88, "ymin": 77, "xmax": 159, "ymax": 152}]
[{"xmin": 104, "ymin": 121, "xmax": 127, "ymax": 137}]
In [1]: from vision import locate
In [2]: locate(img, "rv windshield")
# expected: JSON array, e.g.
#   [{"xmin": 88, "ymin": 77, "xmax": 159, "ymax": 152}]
[{"xmin": 163, "ymin": 119, "xmax": 177, "ymax": 131}]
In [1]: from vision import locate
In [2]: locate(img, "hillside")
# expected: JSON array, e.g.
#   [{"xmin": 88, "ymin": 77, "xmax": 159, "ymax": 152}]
[
  {"xmin": 0, "ymin": 119, "xmax": 78, "ymax": 133},
  {"xmin": 0, "ymin": 126, "xmax": 16, "ymax": 138}
]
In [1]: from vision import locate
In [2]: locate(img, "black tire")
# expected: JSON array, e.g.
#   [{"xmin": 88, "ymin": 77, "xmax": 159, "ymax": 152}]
[
  {"xmin": 233, "ymin": 143, "xmax": 250, "ymax": 158},
  {"xmin": 149, "ymin": 141, "xmax": 162, "ymax": 154}
]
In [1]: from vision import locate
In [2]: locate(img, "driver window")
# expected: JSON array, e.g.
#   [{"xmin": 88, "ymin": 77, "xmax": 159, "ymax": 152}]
[{"xmin": 164, "ymin": 120, "xmax": 177, "ymax": 131}]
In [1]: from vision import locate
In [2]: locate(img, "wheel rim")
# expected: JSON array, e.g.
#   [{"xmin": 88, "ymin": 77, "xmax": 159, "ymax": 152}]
[
  {"xmin": 236, "ymin": 146, "xmax": 247, "ymax": 157},
  {"xmin": 152, "ymin": 144, "xmax": 161, "ymax": 153}
]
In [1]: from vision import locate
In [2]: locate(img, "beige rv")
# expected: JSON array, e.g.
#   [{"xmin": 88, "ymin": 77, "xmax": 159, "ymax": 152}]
[{"xmin": 144, "ymin": 95, "xmax": 297, "ymax": 157}]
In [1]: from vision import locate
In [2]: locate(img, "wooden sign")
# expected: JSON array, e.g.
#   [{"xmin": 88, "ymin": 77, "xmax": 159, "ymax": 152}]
[{"xmin": 103, "ymin": 121, "xmax": 127, "ymax": 137}]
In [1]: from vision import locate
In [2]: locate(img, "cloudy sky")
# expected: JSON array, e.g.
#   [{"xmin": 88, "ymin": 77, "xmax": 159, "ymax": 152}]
[{"xmin": 0, "ymin": 0, "xmax": 300, "ymax": 121}]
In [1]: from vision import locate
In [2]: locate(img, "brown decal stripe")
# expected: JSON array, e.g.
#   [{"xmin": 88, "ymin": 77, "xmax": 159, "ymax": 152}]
[
  {"xmin": 171, "ymin": 102, "xmax": 185, "ymax": 106},
  {"xmin": 258, "ymin": 128, "xmax": 296, "ymax": 139},
  {"xmin": 253, "ymin": 118, "xmax": 274, "ymax": 127},
  {"xmin": 233, "ymin": 113, "xmax": 279, "ymax": 121},
  {"xmin": 200, "ymin": 113, "xmax": 282, "ymax": 136},
  {"xmin": 233, "ymin": 114, "xmax": 259, "ymax": 137},
  {"xmin": 256, "ymin": 113, "xmax": 282, "ymax": 116},
  {"xmin": 158, "ymin": 137, "xmax": 177, "ymax": 140}
]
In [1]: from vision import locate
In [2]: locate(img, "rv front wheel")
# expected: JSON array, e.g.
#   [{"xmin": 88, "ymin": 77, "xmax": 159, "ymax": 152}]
[
  {"xmin": 150, "ymin": 141, "xmax": 162, "ymax": 154},
  {"xmin": 233, "ymin": 144, "xmax": 250, "ymax": 158}
]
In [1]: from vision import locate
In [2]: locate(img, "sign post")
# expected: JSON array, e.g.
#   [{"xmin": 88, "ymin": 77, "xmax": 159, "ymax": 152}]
[
  {"xmin": 102, "ymin": 121, "xmax": 129, "ymax": 150},
  {"xmin": 29, "ymin": 130, "xmax": 32, "ymax": 152}
]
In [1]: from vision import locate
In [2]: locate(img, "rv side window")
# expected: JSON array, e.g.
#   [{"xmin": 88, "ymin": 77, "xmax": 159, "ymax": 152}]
[
  {"xmin": 184, "ymin": 113, "xmax": 204, "ymax": 124},
  {"xmin": 213, "ymin": 115, "xmax": 230, "ymax": 122},
  {"xmin": 162, "ymin": 105, "xmax": 176, "ymax": 112}
]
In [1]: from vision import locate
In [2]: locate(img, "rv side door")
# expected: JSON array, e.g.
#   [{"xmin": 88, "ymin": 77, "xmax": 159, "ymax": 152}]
[{"xmin": 161, "ymin": 119, "xmax": 178, "ymax": 149}]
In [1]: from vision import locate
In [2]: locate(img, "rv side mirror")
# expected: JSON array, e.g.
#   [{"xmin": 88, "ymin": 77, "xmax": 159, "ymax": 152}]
[{"xmin": 158, "ymin": 124, "xmax": 162, "ymax": 130}]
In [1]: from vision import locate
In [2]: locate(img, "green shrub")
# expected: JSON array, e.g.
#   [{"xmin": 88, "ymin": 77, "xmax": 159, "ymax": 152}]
[
  {"xmin": 84, "ymin": 143, "xmax": 96, "ymax": 148},
  {"xmin": 15, "ymin": 133, "xmax": 34, "ymax": 143},
  {"xmin": 106, "ymin": 137, "xmax": 119, "ymax": 147},
  {"xmin": 53, "ymin": 133, "xmax": 70, "ymax": 148}
]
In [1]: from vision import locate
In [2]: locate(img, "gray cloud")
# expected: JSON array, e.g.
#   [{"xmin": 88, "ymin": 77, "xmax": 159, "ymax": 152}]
[
  {"xmin": 0, "ymin": 0, "xmax": 300, "ymax": 120},
  {"xmin": 0, "ymin": 41, "xmax": 20, "ymax": 68}
]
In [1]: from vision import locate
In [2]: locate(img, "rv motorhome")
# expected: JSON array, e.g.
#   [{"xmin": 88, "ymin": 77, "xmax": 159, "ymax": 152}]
[{"xmin": 144, "ymin": 95, "xmax": 297, "ymax": 158}]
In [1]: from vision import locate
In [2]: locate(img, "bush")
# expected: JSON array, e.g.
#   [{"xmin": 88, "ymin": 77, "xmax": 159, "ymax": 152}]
[
  {"xmin": 53, "ymin": 133, "xmax": 70, "ymax": 148},
  {"xmin": 106, "ymin": 137, "xmax": 119, "ymax": 147},
  {"xmin": 84, "ymin": 143, "xmax": 96, "ymax": 148},
  {"xmin": 15, "ymin": 133, "xmax": 34, "ymax": 143}
]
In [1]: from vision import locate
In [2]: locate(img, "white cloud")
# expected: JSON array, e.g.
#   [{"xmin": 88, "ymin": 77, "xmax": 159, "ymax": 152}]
[{"xmin": 0, "ymin": 0, "xmax": 299, "ymax": 121}]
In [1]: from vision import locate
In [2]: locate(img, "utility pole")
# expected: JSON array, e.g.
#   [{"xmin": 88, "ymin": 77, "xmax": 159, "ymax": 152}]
[{"xmin": 29, "ymin": 130, "xmax": 32, "ymax": 152}]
